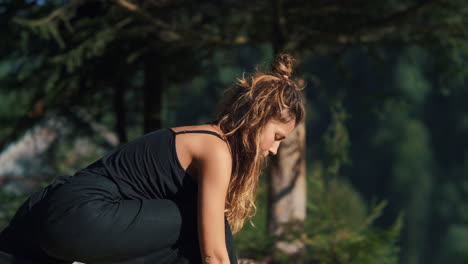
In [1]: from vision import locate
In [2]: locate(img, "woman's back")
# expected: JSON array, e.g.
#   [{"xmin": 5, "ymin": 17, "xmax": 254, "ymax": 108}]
[{"xmin": 83, "ymin": 128, "xmax": 194, "ymax": 200}]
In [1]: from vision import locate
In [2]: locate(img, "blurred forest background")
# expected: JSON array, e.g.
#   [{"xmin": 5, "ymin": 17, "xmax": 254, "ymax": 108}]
[{"xmin": 1, "ymin": 0, "xmax": 468, "ymax": 264}]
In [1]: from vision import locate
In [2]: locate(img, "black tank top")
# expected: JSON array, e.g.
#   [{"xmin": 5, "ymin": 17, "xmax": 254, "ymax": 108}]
[{"xmin": 80, "ymin": 128, "xmax": 226, "ymax": 200}]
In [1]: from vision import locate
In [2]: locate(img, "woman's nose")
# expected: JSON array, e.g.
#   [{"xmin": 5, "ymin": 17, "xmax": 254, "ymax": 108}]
[{"xmin": 268, "ymin": 142, "xmax": 280, "ymax": 155}]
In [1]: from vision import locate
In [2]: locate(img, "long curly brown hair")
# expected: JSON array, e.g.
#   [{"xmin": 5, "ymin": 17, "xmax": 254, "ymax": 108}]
[{"xmin": 214, "ymin": 53, "xmax": 305, "ymax": 233}]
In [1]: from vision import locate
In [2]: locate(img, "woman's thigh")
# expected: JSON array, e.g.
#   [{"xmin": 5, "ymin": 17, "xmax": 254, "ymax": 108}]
[
  {"xmin": 2, "ymin": 174, "xmax": 237, "ymax": 264},
  {"xmin": 39, "ymin": 197, "xmax": 185, "ymax": 263},
  {"xmin": 86, "ymin": 216, "xmax": 238, "ymax": 264}
]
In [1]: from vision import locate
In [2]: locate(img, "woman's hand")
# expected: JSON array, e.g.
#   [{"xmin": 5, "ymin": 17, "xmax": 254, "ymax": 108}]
[{"xmin": 238, "ymin": 259, "xmax": 262, "ymax": 264}]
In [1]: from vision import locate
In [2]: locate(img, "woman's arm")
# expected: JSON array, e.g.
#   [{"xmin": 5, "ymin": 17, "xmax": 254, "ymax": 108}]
[{"xmin": 194, "ymin": 137, "xmax": 232, "ymax": 264}]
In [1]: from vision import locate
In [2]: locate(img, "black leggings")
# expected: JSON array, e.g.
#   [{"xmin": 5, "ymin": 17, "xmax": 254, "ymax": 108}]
[{"xmin": 0, "ymin": 174, "xmax": 237, "ymax": 264}]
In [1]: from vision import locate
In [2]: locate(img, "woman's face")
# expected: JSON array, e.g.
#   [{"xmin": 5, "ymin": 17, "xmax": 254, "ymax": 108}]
[{"xmin": 261, "ymin": 118, "xmax": 296, "ymax": 157}]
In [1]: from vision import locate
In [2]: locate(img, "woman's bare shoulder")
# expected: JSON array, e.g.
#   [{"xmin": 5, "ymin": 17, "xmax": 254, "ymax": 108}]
[{"xmin": 170, "ymin": 124, "xmax": 231, "ymax": 164}]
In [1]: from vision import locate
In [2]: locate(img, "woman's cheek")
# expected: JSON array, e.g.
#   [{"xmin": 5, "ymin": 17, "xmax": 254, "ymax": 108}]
[{"xmin": 262, "ymin": 138, "xmax": 274, "ymax": 151}]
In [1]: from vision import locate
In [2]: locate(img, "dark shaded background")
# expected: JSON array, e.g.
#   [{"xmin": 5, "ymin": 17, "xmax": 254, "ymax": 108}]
[{"xmin": 1, "ymin": 1, "xmax": 468, "ymax": 263}]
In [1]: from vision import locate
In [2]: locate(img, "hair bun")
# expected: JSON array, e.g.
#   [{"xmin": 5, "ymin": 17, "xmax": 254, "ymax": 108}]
[{"xmin": 271, "ymin": 53, "xmax": 295, "ymax": 78}]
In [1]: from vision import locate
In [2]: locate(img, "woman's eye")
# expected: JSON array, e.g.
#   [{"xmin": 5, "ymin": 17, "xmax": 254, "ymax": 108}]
[{"xmin": 275, "ymin": 134, "xmax": 286, "ymax": 141}]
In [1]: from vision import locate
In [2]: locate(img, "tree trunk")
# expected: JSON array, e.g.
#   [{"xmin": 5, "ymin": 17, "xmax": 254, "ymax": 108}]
[
  {"xmin": 143, "ymin": 55, "xmax": 164, "ymax": 133},
  {"xmin": 267, "ymin": 0, "xmax": 307, "ymax": 260},
  {"xmin": 114, "ymin": 76, "xmax": 127, "ymax": 144},
  {"xmin": 267, "ymin": 122, "xmax": 306, "ymax": 256}
]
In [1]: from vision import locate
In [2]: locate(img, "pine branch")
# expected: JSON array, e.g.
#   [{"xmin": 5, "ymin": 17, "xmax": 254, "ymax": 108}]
[
  {"xmin": 26, "ymin": 7, "xmax": 64, "ymax": 26},
  {"xmin": 115, "ymin": 0, "xmax": 169, "ymax": 29},
  {"xmin": 12, "ymin": 0, "xmax": 85, "ymax": 48},
  {"xmin": 287, "ymin": 0, "xmax": 442, "ymax": 49},
  {"xmin": 354, "ymin": 0, "xmax": 437, "ymax": 32},
  {"xmin": 114, "ymin": 0, "xmax": 182, "ymax": 41}
]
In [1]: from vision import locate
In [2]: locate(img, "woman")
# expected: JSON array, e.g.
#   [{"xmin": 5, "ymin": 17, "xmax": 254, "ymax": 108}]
[{"xmin": 0, "ymin": 53, "xmax": 305, "ymax": 264}]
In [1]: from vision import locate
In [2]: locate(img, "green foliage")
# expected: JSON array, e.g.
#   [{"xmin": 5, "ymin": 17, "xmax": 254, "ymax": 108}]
[
  {"xmin": 371, "ymin": 50, "xmax": 435, "ymax": 263},
  {"xmin": 395, "ymin": 47, "xmax": 431, "ymax": 105},
  {"xmin": 299, "ymin": 164, "xmax": 402, "ymax": 264},
  {"xmin": 433, "ymin": 157, "xmax": 468, "ymax": 264},
  {"xmin": 323, "ymin": 97, "xmax": 351, "ymax": 177},
  {"xmin": 234, "ymin": 165, "xmax": 402, "ymax": 264},
  {"xmin": 48, "ymin": 17, "xmax": 131, "ymax": 74},
  {"xmin": 234, "ymin": 174, "xmax": 274, "ymax": 261}
]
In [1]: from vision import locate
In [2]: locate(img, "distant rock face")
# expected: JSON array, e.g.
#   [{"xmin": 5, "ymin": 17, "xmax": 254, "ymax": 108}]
[
  {"xmin": 0, "ymin": 114, "xmax": 68, "ymax": 178},
  {"xmin": 0, "ymin": 109, "xmax": 117, "ymax": 194}
]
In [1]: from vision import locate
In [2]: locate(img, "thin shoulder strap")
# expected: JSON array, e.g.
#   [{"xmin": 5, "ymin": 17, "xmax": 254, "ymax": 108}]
[{"xmin": 174, "ymin": 130, "xmax": 226, "ymax": 142}]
